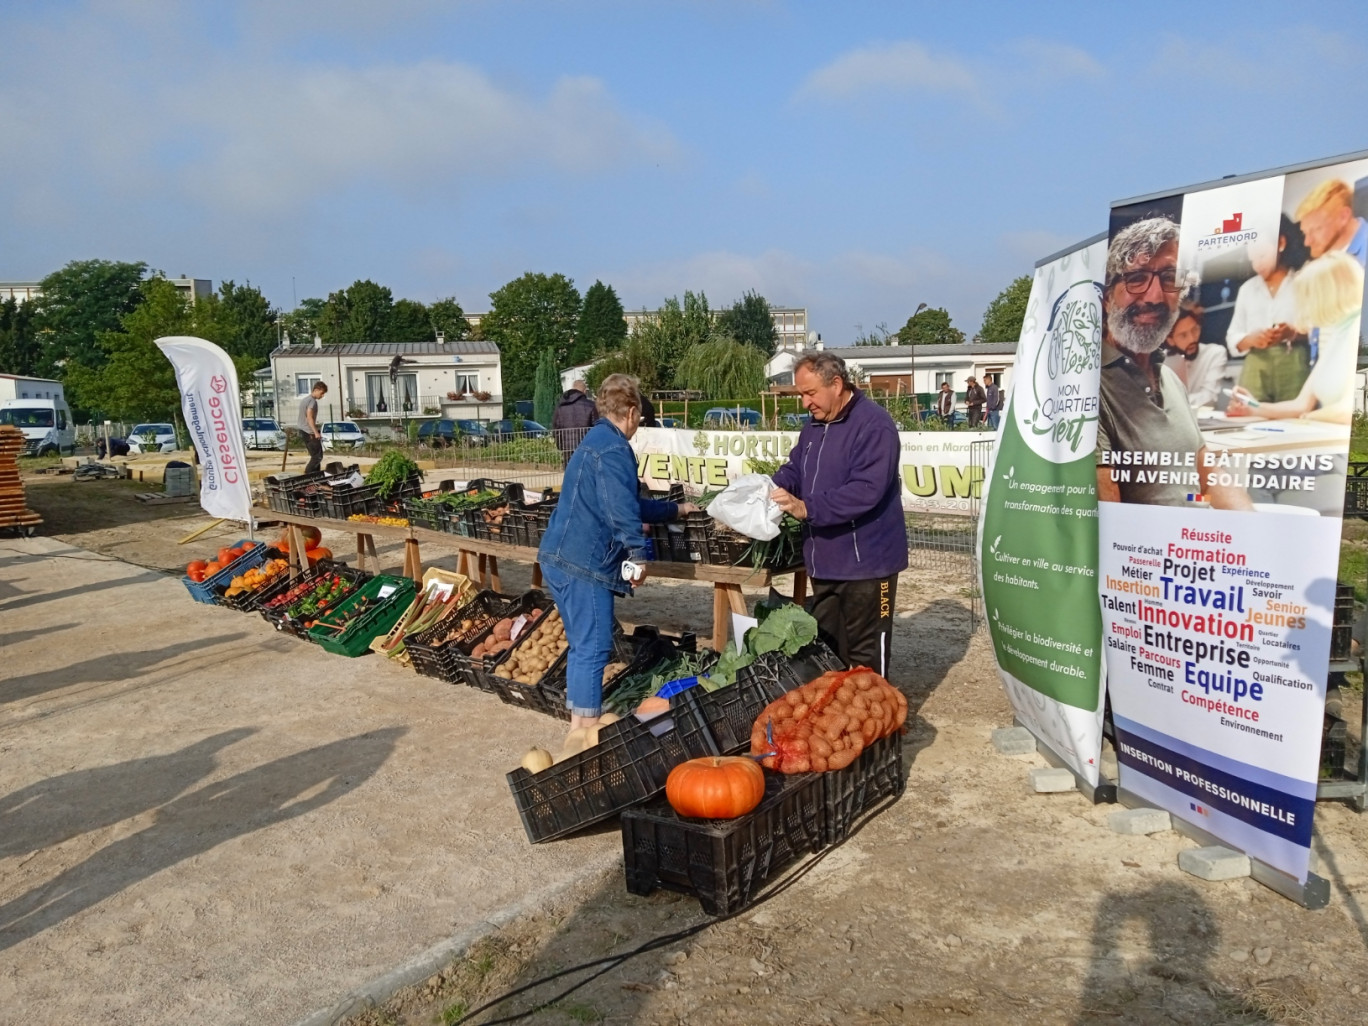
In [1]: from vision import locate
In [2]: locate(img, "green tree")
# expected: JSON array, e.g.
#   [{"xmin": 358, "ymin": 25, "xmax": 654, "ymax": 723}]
[
  {"xmin": 575, "ymin": 280, "xmax": 626, "ymax": 363},
  {"xmin": 587, "ymin": 334, "xmax": 661, "ymax": 392},
  {"xmin": 68, "ymin": 277, "xmax": 259, "ymax": 423},
  {"xmin": 388, "ymin": 298, "xmax": 433, "ymax": 343},
  {"xmin": 202, "ymin": 280, "xmax": 279, "ymax": 365},
  {"xmin": 481, "ymin": 272, "xmax": 582, "ymax": 400},
  {"xmin": 716, "ymin": 290, "xmax": 778, "ymax": 354},
  {"xmin": 674, "ymin": 335, "xmax": 766, "ymax": 398},
  {"xmin": 0, "ymin": 297, "xmax": 40, "ymax": 375},
  {"xmin": 852, "ymin": 322, "xmax": 895, "ymax": 346},
  {"xmin": 978, "ymin": 274, "xmax": 1031, "ymax": 345},
  {"xmin": 533, "ymin": 349, "xmax": 561, "ymax": 428},
  {"xmin": 32, "ymin": 259, "xmax": 147, "ymax": 377},
  {"xmin": 317, "ymin": 280, "xmax": 395, "ymax": 343},
  {"xmin": 898, "ymin": 306, "xmax": 965, "ymax": 346},
  {"xmin": 279, "ymin": 297, "xmax": 326, "ymax": 346},
  {"xmin": 629, "ymin": 291, "xmax": 713, "ymax": 384},
  {"xmin": 428, "ymin": 297, "xmax": 470, "ymax": 341}
]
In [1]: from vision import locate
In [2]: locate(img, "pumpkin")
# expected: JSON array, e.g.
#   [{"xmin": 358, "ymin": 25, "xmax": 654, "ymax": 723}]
[
  {"xmin": 187, "ymin": 568, "xmax": 206, "ymax": 583},
  {"xmin": 520, "ymin": 748, "xmax": 554, "ymax": 773},
  {"xmin": 203, "ymin": 561, "xmax": 222, "ymax": 576},
  {"xmin": 305, "ymin": 547, "xmax": 332, "ymax": 564},
  {"xmin": 275, "ymin": 533, "xmax": 291, "ymax": 554},
  {"xmin": 299, "ymin": 525, "xmax": 323, "ymax": 549},
  {"xmin": 666, "ymin": 756, "xmax": 766, "ymax": 819},
  {"xmin": 217, "ymin": 547, "xmax": 236, "ymax": 566},
  {"xmin": 186, "ymin": 559, "xmax": 207, "ymax": 576}
]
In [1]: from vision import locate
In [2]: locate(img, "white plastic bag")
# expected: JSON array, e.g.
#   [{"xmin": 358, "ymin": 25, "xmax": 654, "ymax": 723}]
[{"xmin": 708, "ymin": 473, "xmax": 783, "ymax": 541}]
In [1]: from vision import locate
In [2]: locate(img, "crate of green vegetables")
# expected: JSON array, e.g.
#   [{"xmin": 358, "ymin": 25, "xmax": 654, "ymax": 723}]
[
  {"xmin": 308, "ymin": 574, "xmax": 418, "ymax": 657},
  {"xmin": 256, "ymin": 562, "xmax": 371, "ymax": 640}
]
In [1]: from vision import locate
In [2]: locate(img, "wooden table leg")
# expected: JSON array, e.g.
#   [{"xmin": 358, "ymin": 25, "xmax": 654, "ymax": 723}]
[
  {"xmin": 531, "ymin": 561, "xmax": 542, "ymax": 588},
  {"xmin": 403, "ymin": 538, "xmax": 422, "ymax": 581},
  {"xmin": 792, "ymin": 569, "xmax": 808, "ymax": 604},
  {"xmin": 288, "ymin": 524, "xmax": 308, "ymax": 578},
  {"xmin": 457, "ymin": 549, "xmax": 471, "ymax": 579},
  {"xmin": 712, "ymin": 584, "xmax": 730, "ymax": 653},
  {"xmin": 357, "ymin": 532, "xmax": 378, "ymax": 572},
  {"xmin": 488, "ymin": 555, "xmax": 502, "ymax": 592},
  {"xmin": 724, "ymin": 582, "xmax": 748, "ymax": 617}
]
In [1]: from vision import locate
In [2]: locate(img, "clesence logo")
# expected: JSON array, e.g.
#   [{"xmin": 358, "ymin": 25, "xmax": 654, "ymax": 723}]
[
  {"xmin": 210, "ymin": 374, "xmax": 228, "ymax": 394},
  {"xmin": 1198, "ymin": 211, "xmax": 1256, "ymax": 250}
]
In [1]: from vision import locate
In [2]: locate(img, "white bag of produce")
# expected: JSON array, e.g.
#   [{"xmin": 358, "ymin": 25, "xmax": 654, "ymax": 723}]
[{"xmin": 708, "ymin": 473, "xmax": 782, "ymax": 541}]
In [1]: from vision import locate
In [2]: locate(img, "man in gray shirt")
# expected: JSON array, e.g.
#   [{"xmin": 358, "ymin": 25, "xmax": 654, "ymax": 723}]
[
  {"xmin": 1096, "ymin": 217, "xmax": 1251, "ymax": 510},
  {"xmin": 298, "ymin": 381, "xmax": 328, "ymax": 474}
]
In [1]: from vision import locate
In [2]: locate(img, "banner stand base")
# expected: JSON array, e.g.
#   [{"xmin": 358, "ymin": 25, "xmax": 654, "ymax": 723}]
[
  {"xmin": 1015, "ymin": 720, "xmax": 1117, "ymax": 805},
  {"xmin": 1117, "ymin": 787, "xmax": 1330, "ymax": 910}
]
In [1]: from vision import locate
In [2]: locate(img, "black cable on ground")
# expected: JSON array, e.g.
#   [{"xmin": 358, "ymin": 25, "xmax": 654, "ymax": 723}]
[{"xmin": 453, "ymin": 790, "xmax": 902, "ymax": 1025}]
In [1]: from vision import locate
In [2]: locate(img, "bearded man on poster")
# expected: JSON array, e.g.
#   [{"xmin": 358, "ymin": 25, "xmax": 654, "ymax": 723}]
[
  {"xmin": 769, "ymin": 353, "xmax": 907, "ymax": 676},
  {"xmin": 1096, "ymin": 216, "xmax": 1252, "ymax": 510}
]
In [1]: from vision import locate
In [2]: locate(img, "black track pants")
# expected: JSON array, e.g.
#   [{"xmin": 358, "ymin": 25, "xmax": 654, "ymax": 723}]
[{"xmin": 809, "ymin": 574, "xmax": 897, "ymax": 677}]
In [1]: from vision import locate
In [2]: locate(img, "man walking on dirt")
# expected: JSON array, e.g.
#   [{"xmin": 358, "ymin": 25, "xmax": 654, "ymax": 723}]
[
  {"xmin": 770, "ymin": 353, "xmax": 907, "ymax": 676},
  {"xmin": 552, "ymin": 379, "xmax": 599, "ymax": 465},
  {"xmin": 298, "ymin": 381, "xmax": 328, "ymax": 475}
]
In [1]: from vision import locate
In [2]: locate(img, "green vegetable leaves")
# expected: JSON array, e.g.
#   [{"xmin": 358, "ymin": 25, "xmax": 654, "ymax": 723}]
[
  {"xmin": 365, "ymin": 450, "xmax": 420, "ymax": 499},
  {"xmin": 748, "ymin": 602, "xmax": 818, "ymax": 656}
]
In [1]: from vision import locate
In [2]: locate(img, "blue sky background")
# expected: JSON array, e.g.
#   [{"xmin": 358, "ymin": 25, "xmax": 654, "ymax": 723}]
[{"xmin": 4, "ymin": 0, "xmax": 1368, "ymax": 342}]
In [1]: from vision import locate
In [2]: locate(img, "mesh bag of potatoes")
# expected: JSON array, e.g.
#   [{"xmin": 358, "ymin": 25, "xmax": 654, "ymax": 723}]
[
  {"xmin": 749, "ymin": 667, "xmax": 907, "ymax": 773},
  {"xmin": 488, "ymin": 608, "xmax": 568, "ymax": 685}
]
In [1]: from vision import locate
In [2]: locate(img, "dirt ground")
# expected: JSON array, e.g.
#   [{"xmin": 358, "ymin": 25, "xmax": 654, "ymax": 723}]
[{"xmin": 7, "ymin": 471, "xmax": 1368, "ymax": 1026}]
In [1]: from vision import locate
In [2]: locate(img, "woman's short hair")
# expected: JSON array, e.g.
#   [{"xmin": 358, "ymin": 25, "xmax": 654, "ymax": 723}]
[
  {"xmin": 1295, "ymin": 250, "xmax": 1364, "ymax": 330},
  {"xmin": 794, "ymin": 352, "xmax": 854, "ymax": 389},
  {"xmin": 596, "ymin": 373, "xmax": 642, "ymax": 420}
]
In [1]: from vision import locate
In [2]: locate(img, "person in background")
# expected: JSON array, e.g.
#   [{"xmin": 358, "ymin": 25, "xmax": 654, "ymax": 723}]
[
  {"xmin": 1226, "ymin": 215, "xmax": 1311, "ymax": 402},
  {"xmin": 936, "ymin": 380, "xmax": 955, "ymax": 422},
  {"xmin": 1295, "ymin": 178, "xmax": 1368, "ymax": 265},
  {"xmin": 297, "ymin": 381, "xmax": 328, "ymax": 474},
  {"xmin": 538, "ymin": 374, "xmax": 697, "ymax": 752},
  {"xmin": 964, "ymin": 376, "xmax": 987, "ymax": 427},
  {"xmin": 639, "ymin": 392, "xmax": 659, "ymax": 427},
  {"xmin": 1228, "ymin": 251, "xmax": 1363, "ymax": 424},
  {"xmin": 769, "ymin": 353, "xmax": 907, "ymax": 676},
  {"xmin": 984, "ymin": 373, "xmax": 1004, "ymax": 430},
  {"xmin": 551, "ymin": 379, "xmax": 599, "ymax": 466},
  {"xmin": 1164, "ymin": 305, "xmax": 1227, "ymax": 409}
]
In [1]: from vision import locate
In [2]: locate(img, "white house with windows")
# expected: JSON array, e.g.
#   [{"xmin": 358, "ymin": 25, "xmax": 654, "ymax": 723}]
[
  {"xmin": 820, "ymin": 342, "xmax": 1018, "ymax": 400},
  {"xmin": 270, "ymin": 338, "xmax": 503, "ymax": 431}
]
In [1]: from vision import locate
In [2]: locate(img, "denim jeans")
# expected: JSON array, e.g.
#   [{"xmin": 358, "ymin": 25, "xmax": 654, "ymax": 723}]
[{"xmin": 540, "ymin": 562, "xmax": 615, "ymax": 717}]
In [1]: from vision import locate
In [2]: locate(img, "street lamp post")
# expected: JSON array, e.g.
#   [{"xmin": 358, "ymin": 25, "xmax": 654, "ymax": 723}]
[{"xmin": 907, "ymin": 302, "xmax": 927, "ymax": 421}]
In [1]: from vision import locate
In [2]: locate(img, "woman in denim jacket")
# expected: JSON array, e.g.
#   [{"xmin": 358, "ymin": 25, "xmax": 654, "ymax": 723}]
[{"xmin": 538, "ymin": 374, "xmax": 698, "ymax": 750}]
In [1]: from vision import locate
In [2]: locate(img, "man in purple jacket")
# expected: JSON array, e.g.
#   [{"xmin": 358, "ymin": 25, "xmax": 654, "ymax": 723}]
[{"xmin": 770, "ymin": 353, "xmax": 908, "ymax": 676}]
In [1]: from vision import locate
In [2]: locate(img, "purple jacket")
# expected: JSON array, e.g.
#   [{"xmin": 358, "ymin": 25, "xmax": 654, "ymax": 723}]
[{"xmin": 772, "ymin": 390, "xmax": 908, "ymax": 581}]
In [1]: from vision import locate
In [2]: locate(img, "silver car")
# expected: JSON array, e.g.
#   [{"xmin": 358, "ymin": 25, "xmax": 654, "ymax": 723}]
[
  {"xmin": 126, "ymin": 423, "xmax": 178, "ymax": 454},
  {"xmin": 242, "ymin": 417, "xmax": 287, "ymax": 450},
  {"xmin": 321, "ymin": 421, "xmax": 366, "ymax": 449}
]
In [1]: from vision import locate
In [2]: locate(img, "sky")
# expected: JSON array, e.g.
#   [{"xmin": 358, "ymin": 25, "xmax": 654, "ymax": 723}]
[{"xmin": 4, "ymin": 0, "xmax": 1368, "ymax": 344}]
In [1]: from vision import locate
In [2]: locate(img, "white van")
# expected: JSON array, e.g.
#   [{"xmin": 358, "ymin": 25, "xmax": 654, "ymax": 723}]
[{"xmin": 0, "ymin": 397, "xmax": 77, "ymax": 456}]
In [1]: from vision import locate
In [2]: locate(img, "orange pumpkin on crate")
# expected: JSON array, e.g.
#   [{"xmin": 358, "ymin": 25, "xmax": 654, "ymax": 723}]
[
  {"xmin": 304, "ymin": 547, "xmax": 333, "ymax": 565},
  {"xmin": 665, "ymin": 756, "xmax": 766, "ymax": 819}
]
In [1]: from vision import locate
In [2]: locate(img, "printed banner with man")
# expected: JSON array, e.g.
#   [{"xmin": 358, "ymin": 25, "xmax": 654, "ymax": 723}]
[{"xmin": 1096, "ymin": 153, "xmax": 1368, "ymax": 882}]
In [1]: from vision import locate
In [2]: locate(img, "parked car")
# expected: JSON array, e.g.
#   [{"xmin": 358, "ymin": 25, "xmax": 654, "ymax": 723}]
[
  {"xmin": 416, "ymin": 418, "xmax": 490, "ymax": 447},
  {"xmin": 241, "ymin": 417, "xmax": 286, "ymax": 450},
  {"xmin": 658, "ymin": 416, "xmax": 682, "ymax": 428},
  {"xmin": 320, "ymin": 421, "xmax": 366, "ymax": 450},
  {"xmin": 487, "ymin": 418, "xmax": 549, "ymax": 441},
  {"xmin": 780, "ymin": 413, "xmax": 812, "ymax": 430},
  {"xmin": 702, "ymin": 407, "xmax": 762, "ymax": 429},
  {"xmin": 126, "ymin": 423, "xmax": 178, "ymax": 454}
]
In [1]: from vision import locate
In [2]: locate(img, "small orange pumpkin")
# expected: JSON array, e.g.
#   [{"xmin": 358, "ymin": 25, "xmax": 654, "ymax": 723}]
[
  {"xmin": 203, "ymin": 561, "xmax": 222, "ymax": 576},
  {"xmin": 304, "ymin": 547, "xmax": 332, "ymax": 564},
  {"xmin": 299, "ymin": 525, "xmax": 323, "ymax": 549},
  {"xmin": 666, "ymin": 756, "xmax": 766, "ymax": 819},
  {"xmin": 217, "ymin": 547, "xmax": 235, "ymax": 566},
  {"xmin": 186, "ymin": 559, "xmax": 207, "ymax": 576}
]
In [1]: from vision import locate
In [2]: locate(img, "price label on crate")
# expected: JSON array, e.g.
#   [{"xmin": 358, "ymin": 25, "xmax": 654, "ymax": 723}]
[{"xmin": 377, "ymin": 584, "xmax": 398, "ymax": 599}]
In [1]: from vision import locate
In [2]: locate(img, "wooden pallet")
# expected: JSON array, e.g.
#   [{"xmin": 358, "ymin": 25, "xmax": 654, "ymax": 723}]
[{"xmin": 134, "ymin": 492, "xmax": 197, "ymax": 505}]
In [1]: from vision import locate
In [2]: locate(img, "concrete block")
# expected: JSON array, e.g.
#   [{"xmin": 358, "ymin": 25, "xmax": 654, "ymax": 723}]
[
  {"xmin": 1108, "ymin": 807, "xmax": 1171, "ymax": 836},
  {"xmin": 991, "ymin": 727, "xmax": 1037, "ymax": 756},
  {"xmin": 1178, "ymin": 845, "xmax": 1251, "ymax": 882},
  {"xmin": 1029, "ymin": 767, "xmax": 1076, "ymax": 793}
]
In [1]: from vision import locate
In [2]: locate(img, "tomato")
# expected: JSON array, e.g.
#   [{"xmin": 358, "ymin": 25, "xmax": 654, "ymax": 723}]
[
  {"xmin": 188, "ymin": 568, "xmax": 206, "ymax": 583},
  {"xmin": 186, "ymin": 559, "xmax": 208, "ymax": 575}
]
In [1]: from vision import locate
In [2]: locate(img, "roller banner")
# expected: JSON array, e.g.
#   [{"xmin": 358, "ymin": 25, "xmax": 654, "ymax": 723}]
[
  {"xmin": 1099, "ymin": 153, "xmax": 1368, "ymax": 882},
  {"xmin": 979, "ymin": 237, "xmax": 1108, "ymax": 785}
]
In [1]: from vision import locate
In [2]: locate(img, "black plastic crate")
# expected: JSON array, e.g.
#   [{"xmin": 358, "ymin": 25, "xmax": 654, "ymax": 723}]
[
  {"xmin": 256, "ymin": 561, "xmax": 371, "ymax": 640},
  {"xmin": 453, "ymin": 590, "xmax": 553, "ymax": 693},
  {"xmin": 264, "ymin": 471, "xmax": 326, "ymax": 516},
  {"xmin": 621, "ymin": 769, "xmax": 825, "ymax": 915},
  {"xmin": 518, "ymin": 623, "xmax": 672, "ymax": 723},
  {"xmin": 673, "ymin": 642, "xmax": 844, "ymax": 756},
  {"xmin": 506, "ymin": 694, "xmax": 719, "ymax": 844},
  {"xmin": 406, "ymin": 590, "xmax": 520, "ymax": 685},
  {"xmin": 219, "ymin": 549, "xmax": 291, "ymax": 611},
  {"xmin": 316, "ymin": 482, "xmax": 383, "ymax": 521},
  {"xmin": 518, "ymin": 495, "xmax": 560, "ymax": 549},
  {"xmin": 680, "ymin": 511, "xmax": 712, "ymax": 563},
  {"xmin": 646, "ymin": 521, "xmax": 695, "ymax": 562},
  {"xmin": 402, "ymin": 495, "xmax": 455, "ymax": 533},
  {"xmin": 1333, "ymin": 583, "xmax": 1356, "ymax": 661},
  {"xmin": 820, "ymin": 730, "xmax": 905, "ymax": 845},
  {"xmin": 1346, "ymin": 462, "xmax": 1368, "ymax": 518}
]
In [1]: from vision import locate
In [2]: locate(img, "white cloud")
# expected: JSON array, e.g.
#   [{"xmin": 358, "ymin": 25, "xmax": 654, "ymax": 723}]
[
  {"xmin": 796, "ymin": 40, "xmax": 982, "ymax": 104},
  {"xmin": 1008, "ymin": 38, "xmax": 1104, "ymax": 81}
]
